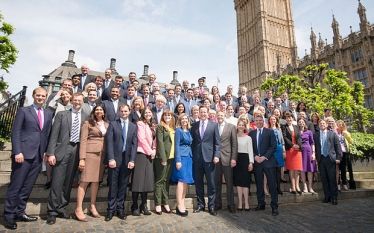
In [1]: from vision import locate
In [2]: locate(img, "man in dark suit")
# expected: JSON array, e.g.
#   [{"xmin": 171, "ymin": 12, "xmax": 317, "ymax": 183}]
[
  {"xmin": 214, "ymin": 111, "xmax": 238, "ymax": 213},
  {"xmin": 191, "ymin": 106, "xmax": 220, "ymax": 216},
  {"xmin": 235, "ymin": 106, "xmax": 254, "ymax": 122},
  {"xmin": 261, "ymin": 90, "xmax": 273, "ymax": 107},
  {"xmin": 78, "ymin": 64, "xmax": 95, "ymax": 90},
  {"xmin": 221, "ymin": 85, "xmax": 238, "ymax": 103},
  {"xmin": 46, "ymin": 93, "xmax": 88, "ymax": 225},
  {"xmin": 146, "ymin": 73, "xmax": 157, "ymax": 94},
  {"xmin": 71, "ymin": 75, "xmax": 83, "ymax": 94},
  {"xmin": 102, "ymin": 87, "xmax": 125, "ymax": 122},
  {"xmin": 94, "ymin": 76, "xmax": 105, "ymax": 98},
  {"xmin": 141, "ymin": 84, "xmax": 155, "ymax": 108},
  {"xmin": 103, "ymin": 69, "xmax": 114, "ymax": 89},
  {"xmin": 224, "ymin": 92, "xmax": 239, "ymax": 113},
  {"xmin": 3, "ymin": 88, "xmax": 53, "ymax": 230},
  {"xmin": 238, "ymin": 86, "xmax": 252, "ymax": 105},
  {"xmin": 179, "ymin": 88, "xmax": 197, "ymax": 116},
  {"xmin": 249, "ymin": 115, "xmax": 278, "ymax": 216},
  {"xmin": 121, "ymin": 72, "xmax": 137, "ymax": 91},
  {"xmin": 180, "ymin": 80, "xmax": 189, "ymax": 98},
  {"xmin": 152, "ymin": 95, "xmax": 168, "ymax": 124},
  {"xmin": 101, "ymin": 76, "xmax": 126, "ymax": 101},
  {"xmin": 197, "ymin": 77, "xmax": 209, "ymax": 98},
  {"xmin": 314, "ymin": 119, "xmax": 341, "ymax": 205},
  {"xmin": 165, "ymin": 89, "xmax": 177, "ymax": 111},
  {"xmin": 104, "ymin": 104, "xmax": 138, "ymax": 221}
]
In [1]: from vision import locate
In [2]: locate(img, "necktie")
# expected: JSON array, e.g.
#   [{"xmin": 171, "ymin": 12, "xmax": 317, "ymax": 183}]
[
  {"xmin": 97, "ymin": 88, "xmax": 101, "ymax": 97},
  {"xmin": 71, "ymin": 112, "xmax": 80, "ymax": 143},
  {"xmin": 105, "ymin": 80, "xmax": 109, "ymax": 88},
  {"xmin": 258, "ymin": 129, "xmax": 262, "ymax": 155},
  {"xmin": 169, "ymin": 101, "xmax": 174, "ymax": 111},
  {"xmin": 38, "ymin": 107, "xmax": 43, "ymax": 130},
  {"xmin": 188, "ymin": 100, "xmax": 191, "ymax": 113},
  {"xmin": 201, "ymin": 121, "xmax": 205, "ymax": 139},
  {"xmin": 322, "ymin": 131, "xmax": 328, "ymax": 157},
  {"xmin": 200, "ymin": 87, "xmax": 203, "ymax": 97},
  {"xmin": 122, "ymin": 121, "xmax": 127, "ymax": 152},
  {"xmin": 145, "ymin": 97, "xmax": 148, "ymax": 106}
]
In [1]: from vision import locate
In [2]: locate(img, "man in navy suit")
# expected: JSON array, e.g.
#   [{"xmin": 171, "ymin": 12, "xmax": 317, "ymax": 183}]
[
  {"xmin": 191, "ymin": 106, "xmax": 220, "ymax": 216},
  {"xmin": 121, "ymin": 72, "xmax": 137, "ymax": 90},
  {"xmin": 3, "ymin": 88, "xmax": 53, "ymax": 229},
  {"xmin": 104, "ymin": 104, "xmax": 138, "ymax": 221},
  {"xmin": 71, "ymin": 75, "xmax": 83, "ymax": 94},
  {"xmin": 102, "ymin": 87, "xmax": 125, "ymax": 121},
  {"xmin": 141, "ymin": 84, "xmax": 155, "ymax": 108},
  {"xmin": 314, "ymin": 119, "xmax": 341, "ymax": 205},
  {"xmin": 101, "ymin": 76, "xmax": 126, "ymax": 101},
  {"xmin": 249, "ymin": 115, "xmax": 278, "ymax": 216}
]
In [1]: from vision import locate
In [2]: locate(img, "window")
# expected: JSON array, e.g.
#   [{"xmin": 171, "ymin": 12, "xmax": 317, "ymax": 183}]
[
  {"xmin": 364, "ymin": 96, "xmax": 373, "ymax": 109},
  {"xmin": 354, "ymin": 69, "xmax": 369, "ymax": 87},
  {"xmin": 350, "ymin": 47, "xmax": 364, "ymax": 63}
]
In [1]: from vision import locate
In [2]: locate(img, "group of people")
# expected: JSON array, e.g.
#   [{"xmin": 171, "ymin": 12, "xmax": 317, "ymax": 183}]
[{"xmin": 3, "ymin": 64, "xmax": 355, "ymax": 230}]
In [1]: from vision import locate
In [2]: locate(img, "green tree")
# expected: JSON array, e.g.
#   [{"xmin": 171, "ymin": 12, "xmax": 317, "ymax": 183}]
[
  {"xmin": 260, "ymin": 64, "xmax": 374, "ymax": 132},
  {"xmin": 0, "ymin": 12, "xmax": 18, "ymax": 91}
]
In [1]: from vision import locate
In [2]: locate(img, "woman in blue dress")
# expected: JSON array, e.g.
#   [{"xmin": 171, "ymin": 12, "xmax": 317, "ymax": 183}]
[
  {"xmin": 171, "ymin": 113, "xmax": 194, "ymax": 216},
  {"xmin": 268, "ymin": 115, "xmax": 286, "ymax": 195}
]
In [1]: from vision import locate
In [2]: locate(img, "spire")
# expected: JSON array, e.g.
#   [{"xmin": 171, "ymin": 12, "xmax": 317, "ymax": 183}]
[
  {"xmin": 310, "ymin": 27, "xmax": 318, "ymax": 59},
  {"xmin": 357, "ymin": 0, "xmax": 371, "ymax": 35},
  {"xmin": 331, "ymin": 14, "xmax": 342, "ymax": 48},
  {"xmin": 318, "ymin": 33, "xmax": 325, "ymax": 51}
]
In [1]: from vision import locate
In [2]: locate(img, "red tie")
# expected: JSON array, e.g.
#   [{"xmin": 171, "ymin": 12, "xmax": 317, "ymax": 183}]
[{"xmin": 145, "ymin": 97, "xmax": 148, "ymax": 106}]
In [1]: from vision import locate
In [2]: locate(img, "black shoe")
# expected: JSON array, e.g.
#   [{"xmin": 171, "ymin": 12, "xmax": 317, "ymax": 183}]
[
  {"xmin": 278, "ymin": 190, "xmax": 283, "ymax": 195},
  {"xmin": 209, "ymin": 208, "xmax": 217, "ymax": 216},
  {"xmin": 214, "ymin": 206, "xmax": 222, "ymax": 211},
  {"xmin": 132, "ymin": 209, "xmax": 141, "ymax": 216},
  {"xmin": 4, "ymin": 218, "xmax": 17, "ymax": 229},
  {"xmin": 332, "ymin": 199, "xmax": 338, "ymax": 205},
  {"xmin": 193, "ymin": 206, "xmax": 205, "ymax": 213},
  {"xmin": 104, "ymin": 212, "xmax": 114, "ymax": 221},
  {"xmin": 57, "ymin": 212, "xmax": 72, "ymax": 219},
  {"xmin": 296, "ymin": 190, "xmax": 302, "ymax": 195},
  {"xmin": 272, "ymin": 208, "xmax": 279, "ymax": 216},
  {"xmin": 176, "ymin": 207, "xmax": 188, "ymax": 217},
  {"xmin": 46, "ymin": 215, "xmax": 56, "ymax": 225},
  {"xmin": 44, "ymin": 181, "xmax": 51, "ymax": 190},
  {"xmin": 254, "ymin": 205, "xmax": 265, "ymax": 211},
  {"xmin": 16, "ymin": 214, "xmax": 38, "ymax": 222},
  {"xmin": 117, "ymin": 211, "xmax": 126, "ymax": 220},
  {"xmin": 139, "ymin": 204, "xmax": 151, "ymax": 215},
  {"xmin": 322, "ymin": 198, "xmax": 331, "ymax": 203}
]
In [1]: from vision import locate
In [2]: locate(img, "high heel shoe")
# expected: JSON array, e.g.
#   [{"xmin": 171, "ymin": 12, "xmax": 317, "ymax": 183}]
[
  {"xmin": 176, "ymin": 207, "xmax": 188, "ymax": 217},
  {"xmin": 140, "ymin": 204, "xmax": 152, "ymax": 215},
  {"xmin": 309, "ymin": 189, "xmax": 315, "ymax": 194},
  {"xmin": 281, "ymin": 179, "xmax": 287, "ymax": 183},
  {"xmin": 154, "ymin": 206, "xmax": 162, "ymax": 215},
  {"xmin": 296, "ymin": 190, "xmax": 302, "ymax": 195},
  {"xmin": 162, "ymin": 206, "xmax": 172, "ymax": 214},
  {"xmin": 343, "ymin": 185, "xmax": 349, "ymax": 191},
  {"xmin": 89, "ymin": 207, "xmax": 100, "ymax": 218},
  {"xmin": 74, "ymin": 211, "xmax": 88, "ymax": 222}
]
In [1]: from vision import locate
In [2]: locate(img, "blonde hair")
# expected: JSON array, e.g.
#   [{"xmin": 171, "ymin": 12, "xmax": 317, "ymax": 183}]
[{"xmin": 176, "ymin": 113, "xmax": 191, "ymax": 129}]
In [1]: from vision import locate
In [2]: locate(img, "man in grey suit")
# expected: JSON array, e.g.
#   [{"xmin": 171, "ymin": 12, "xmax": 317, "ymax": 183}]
[
  {"xmin": 46, "ymin": 93, "xmax": 88, "ymax": 225},
  {"xmin": 214, "ymin": 111, "xmax": 238, "ymax": 213},
  {"xmin": 81, "ymin": 90, "xmax": 99, "ymax": 116},
  {"xmin": 191, "ymin": 106, "xmax": 220, "ymax": 216},
  {"xmin": 78, "ymin": 64, "xmax": 95, "ymax": 90},
  {"xmin": 314, "ymin": 119, "xmax": 341, "ymax": 205}
]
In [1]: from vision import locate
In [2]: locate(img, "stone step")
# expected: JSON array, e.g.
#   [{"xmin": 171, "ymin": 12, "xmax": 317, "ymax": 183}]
[
  {"xmin": 0, "ymin": 142, "xmax": 12, "ymax": 151},
  {"xmin": 0, "ymin": 188, "xmax": 373, "ymax": 217},
  {"xmin": 352, "ymin": 172, "xmax": 374, "ymax": 180},
  {"xmin": 0, "ymin": 160, "xmax": 11, "ymax": 172},
  {"xmin": 0, "ymin": 151, "xmax": 11, "ymax": 160}
]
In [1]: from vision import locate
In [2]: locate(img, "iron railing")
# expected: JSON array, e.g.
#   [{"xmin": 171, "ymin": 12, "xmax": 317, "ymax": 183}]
[{"xmin": 0, "ymin": 86, "xmax": 27, "ymax": 138}]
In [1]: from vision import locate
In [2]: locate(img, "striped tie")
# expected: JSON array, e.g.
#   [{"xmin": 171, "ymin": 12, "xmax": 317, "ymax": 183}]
[{"xmin": 70, "ymin": 112, "xmax": 80, "ymax": 143}]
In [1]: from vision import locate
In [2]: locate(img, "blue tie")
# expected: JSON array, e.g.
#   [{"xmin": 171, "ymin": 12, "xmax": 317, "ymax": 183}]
[
  {"xmin": 322, "ymin": 131, "xmax": 328, "ymax": 157},
  {"xmin": 122, "ymin": 121, "xmax": 127, "ymax": 152},
  {"xmin": 258, "ymin": 129, "xmax": 262, "ymax": 155}
]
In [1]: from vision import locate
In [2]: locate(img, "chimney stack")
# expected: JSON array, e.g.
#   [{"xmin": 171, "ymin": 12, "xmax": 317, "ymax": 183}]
[
  {"xmin": 61, "ymin": 50, "xmax": 77, "ymax": 68},
  {"xmin": 170, "ymin": 71, "xmax": 180, "ymax": 86},
  {"xmin": 140, "ymin": 65, "xmax": 149, "ymax": 80},
  {"xmin": 109, "ymin": 58, "xmax": 118, "ymax": 75}
]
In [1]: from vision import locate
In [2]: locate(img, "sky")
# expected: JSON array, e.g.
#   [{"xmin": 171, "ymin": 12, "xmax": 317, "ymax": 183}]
[{"xmin": 1, "ymin": 0, "xmax": 373, "ymax": 101}]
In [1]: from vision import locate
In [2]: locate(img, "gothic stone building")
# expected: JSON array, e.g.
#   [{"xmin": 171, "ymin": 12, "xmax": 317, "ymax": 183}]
[{"xmin": 235, "ymin": 0, "xmax": 374, "ymax": 109}]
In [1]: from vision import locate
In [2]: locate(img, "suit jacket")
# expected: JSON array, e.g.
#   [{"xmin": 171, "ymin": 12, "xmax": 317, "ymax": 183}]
[
  {"xmin": 102, "ymin": 99, "xmax": 125, "ymax": 121},
  {"xmin": 11, "ymin": 106, "xmax": 53, "ymax": 159},
  {"xmin": 314, "ymin": 130, "xmax": 342, "ymax": 163},
  {"xmin": 282, "ymin": 124, "xmax": 303, "ymax": 151},
  {"xmin": 191, "ymin": 120, "xmax": 220, "ymax": 162},
  {"xmin": 238, "ymin": 95, "xmax": 252, "ymax": 106},
  {"xmin": 101, "ymin": 87, "xmax": 126, "ymax": 101},
  {"xmin": 174, "ymin": 128, "xmax": 192, "ymax": 163},
  {"xmin": 128, "ymin": 109, "xmax": 141, "ymax": 124},
  {"xmin": 306, "ymin": 121, "xmax": 315, "ymax": 134},
  {"xmin": 81, "ymin": 102, "xmax": 94, "ymax": 117},
  {"xmin": 71, "ymin": 86, "xmax": 83, "ymax": 94},
  {"xmin": 103, "ymin": 79, "xmax": 114, "ymax": 89},
  {"xmin": 155, "ymin": 125, "xmax": 173, "ymax": 162},
  {"xmin": 221, "ymin": 95, "xmax": 238, "ymax": 103},
  {"xmin": 219, "ymin": 123, "xmax": 238, "ymax": 166},
  {"xmin": 47, "ymin": 109, "xmax": 88, "ymax": 161},
  {"xmin": 152, "ymin": 105, "xmax": 168, "ymax": 124},
  {"xmin": 78, "ymin": 74, "xmax": 95, "ymax": 90},
  {"xmin": 137, "ymin": 121, "xmax": 156, "ymax": 155},
  {"xmin": 79, "ymin": 120, "xmax": 109, "ymax": 159},
  {"xmin": 166, "ymin": 98, "xmax": 178, "ymax": 111},
  {"xmin": 179, "ymin": 98, "xmax": 198, "ymax": 115},
  {"xmin": 142, "ymin": 95, "xmax": 155, "ymax": 108},
  {"xmin": 105, "ymin": 119, "xmax": 138, "ymax": 165},
  {"xmin": 249, "ymin": 127, "xmax": 277, "ymax": 168}
]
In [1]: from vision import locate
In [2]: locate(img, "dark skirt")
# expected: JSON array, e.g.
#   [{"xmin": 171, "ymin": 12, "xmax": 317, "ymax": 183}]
[
  {"xmin": 131, "ymin": 152, "xmax": 154, "ymax": 192},
  {"xmin": 233, "ymin": 153, "xmax": 251, "ymax": 188}
]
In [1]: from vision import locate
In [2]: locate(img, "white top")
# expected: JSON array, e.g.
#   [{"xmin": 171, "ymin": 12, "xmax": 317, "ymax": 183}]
[
  {"xmin": 225, "ymin": 116, "xmax": 237, "ymax": 126},
  {"xmin": 237, "ymin": 136, "xmax": 254, "ymax": 163}
]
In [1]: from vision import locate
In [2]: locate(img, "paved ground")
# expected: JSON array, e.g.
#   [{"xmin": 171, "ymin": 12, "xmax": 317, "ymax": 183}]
[{"xmin": 1, "ymin": 197, "xmax": 374, "ymax": 233}]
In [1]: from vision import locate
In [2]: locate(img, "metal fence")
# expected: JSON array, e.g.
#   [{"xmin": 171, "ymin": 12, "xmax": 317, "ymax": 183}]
[{"xmin": 0, "ymin": 86, "xmax": 27, "ymax": 138}]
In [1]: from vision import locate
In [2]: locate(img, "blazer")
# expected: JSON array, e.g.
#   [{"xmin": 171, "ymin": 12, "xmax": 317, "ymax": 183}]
[
  {"xmin": 165, "ymin": 98, "xmax": 178, "ymax": 111},
  {"xmin": 105, "ymin": 119, "xmax": 138, "ymax": 165},
  {"xmin": 81, "ymin": 103, "xmax": 94, "ymax": 117},
  {"xmin": 71, "ymin": 86, "xmax": 83, "ymax": 94},
  {"xmin": 47, "ymin": 109, "xmax": 88, "ymax": 161},
  {"xmin": 282, "ymin": 124, "xmax": 303, "ymax": 151},
  {"xmin": 221, "ymin": 95, "xmax": 238, "ymax": 103},
  {"xmin": 101, "ymin": 87, "xmax": 126, "ymax": 101},
  {"xmin": 78, "ymin": 74, "xmax": 95, "ymax": 90},
  {"xmin": 249, "ymin": 127, "xmax": 277, "ymax": 168},
  {"xmin": 11, "ymin": 106, "xmax": 53, "ymax": 159},
  {"xmin": 314, "ymin": 130, "xmax": 342, "ymax": 163},
  {"xmin": 306, "ymin": 121, "xmax": 315, "ymax": 134},
  {"xmin": 142, "ymin": 95, "xmax": 155, "ymax": 108},
  {"xmin": 79, "ymin": 120, "xmax": 109, "ymax": 159},
  {"xmin": 128, "ymin": 109, "xmax": 141, "ymax": 124},
  {"xmin": 174, "ymin": 128, "xmax": 193, "ymax": 163},
  {"xmin": 102, "ymin": 99, "xmax": 125, "ymax": 121},
  {"xmin": 152, "ymin": 105, "xmax": 168, "ymax": 124},
  {"xmin": 137, "ymin": 121, "xmax": 156, "ymax": 155},
  {"xmin": 219, "ymin": 123, "xmax": 238, "ymax": 166},
  {"xmin": 155, "ymin": 125, "xmax": 173, "ymax": 162},
  {"xmin": 238, "ymin": 95, "xmax": 252, "ymax": 105},
  {"xmin": 191, "ymin": 120, "xmax": 220, "ymax": 162},
  {"xmin": 179, "ymin": 98, "xmax": 198, "ymax": 115}
]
